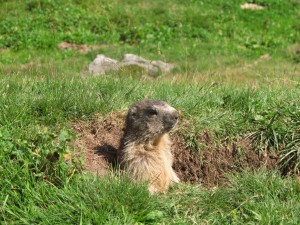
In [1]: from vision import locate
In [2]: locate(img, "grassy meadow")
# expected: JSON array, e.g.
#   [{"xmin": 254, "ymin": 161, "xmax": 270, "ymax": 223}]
[{"xmin": 0, "ymin": 0, "xmax": 300, "ymax": 224}]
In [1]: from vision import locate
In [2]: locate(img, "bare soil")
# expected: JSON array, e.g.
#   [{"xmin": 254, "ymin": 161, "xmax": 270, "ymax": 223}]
[
  {"xmin": 58, "ymin": 42, "xmax": 100, "ymax": 54},
  {"xmin": 71, "ymin": 113, "xmax": 279, "ymax": 187}
]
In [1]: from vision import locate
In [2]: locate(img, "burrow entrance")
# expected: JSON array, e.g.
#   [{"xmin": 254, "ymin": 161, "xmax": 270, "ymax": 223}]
[{"xmin": 72, "ymin": 113, "xmax": 279, "ymax": 187}]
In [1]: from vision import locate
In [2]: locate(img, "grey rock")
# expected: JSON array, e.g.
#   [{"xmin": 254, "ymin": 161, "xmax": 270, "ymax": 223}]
[
  {"xmin": 88, "ymin": 54, "xmax": 119, "ymax": 76},
  {"xmin": 88, "ymin": 53, "xmax": 175, "ymax": 77}
]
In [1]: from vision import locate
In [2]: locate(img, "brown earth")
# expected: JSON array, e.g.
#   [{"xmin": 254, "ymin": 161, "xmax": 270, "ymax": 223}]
[
  {"xmin": 58, "ymin": 42, "xmax": 89, "ymax": 54},
  {"xmin": 71, "ymin": 113, "xmax": 279, "ymax": 187},
  {"xmin": 58, "ymin": 42, "xmax": 100, "ymax": 54}
]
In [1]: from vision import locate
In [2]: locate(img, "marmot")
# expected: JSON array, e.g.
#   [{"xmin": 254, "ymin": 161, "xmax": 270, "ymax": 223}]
[{"xmin": 119, "ymin": 99, "xmax": 180, "ymax": 193}]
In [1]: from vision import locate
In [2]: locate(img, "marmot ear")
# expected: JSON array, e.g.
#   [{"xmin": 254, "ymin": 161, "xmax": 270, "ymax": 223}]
[{"xmin": 129, "ymin": 106, "xmax": 137, "ymax": 117}]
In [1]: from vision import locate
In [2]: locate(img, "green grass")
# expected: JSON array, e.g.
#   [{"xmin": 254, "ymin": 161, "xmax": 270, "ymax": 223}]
[
  {"xmin": 0, "ymin": 0, "xmax": 299, "ymax": 74},
  {"xmin": 0, "ymin": 0, "xmax": 300, "ymax": 224},
  {"xmin": 1, "ymin": 163, "xmax": 299, "ymax": 224},
  {"xmin": 0, "ymin": 75, "xmax": 298, "ymax": 139}
]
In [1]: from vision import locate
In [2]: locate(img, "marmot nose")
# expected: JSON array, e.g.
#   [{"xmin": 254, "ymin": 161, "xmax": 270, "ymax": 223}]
[{"xmin": 164, "ymin": 111, "xmax": 179, "ymax": 130}]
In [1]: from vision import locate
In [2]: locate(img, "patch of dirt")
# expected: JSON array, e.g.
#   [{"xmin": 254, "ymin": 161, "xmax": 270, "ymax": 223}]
[
  {"xmin": 58, "ymin": 42, "xmax": 100, "ymax": 54},
  {"xmin": 72, "ymin": 113, "xmax": 279, "ymax": 187},
  {"xmin": 172, "ymin": 132, "xmax": 278, "ymax": 187},
  {"xmin": 57, "ymin": 41, "xmax": 102, "ymax": 54},
  {"xmin": 72, "ymin": 112, "xmax": 126, "ymax": 175},
  {"xmin": 20, "ymin": 60, "xmax": 40, "ymax": 69}
]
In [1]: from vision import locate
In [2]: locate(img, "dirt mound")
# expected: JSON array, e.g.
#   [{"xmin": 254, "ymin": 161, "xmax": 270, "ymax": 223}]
[
  {"xmin": 172, "ymin": 132, "xmax": 278, "ymax": 186},
  {"xmin": 72, "ymin": 113, "xmax": 125, "ymax": 176},
  {"xmin": 72, "ymin": 113, "xmax": 279, "ymax": 187}
]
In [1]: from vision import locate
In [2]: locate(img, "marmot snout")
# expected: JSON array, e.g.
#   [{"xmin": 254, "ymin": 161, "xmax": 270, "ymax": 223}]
[
  {"xmin": 119, "ymin": 100, "xmax": 180, "ymax": 193},
  {"xmin": 162, "ymin": 111, "xmax": 178, "ymax": 131}
]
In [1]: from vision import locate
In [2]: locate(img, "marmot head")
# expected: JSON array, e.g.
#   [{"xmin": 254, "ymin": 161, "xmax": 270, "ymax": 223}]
[{"xmin": 124, "ymin": 100, "xmax": 179, "ymax": 141}]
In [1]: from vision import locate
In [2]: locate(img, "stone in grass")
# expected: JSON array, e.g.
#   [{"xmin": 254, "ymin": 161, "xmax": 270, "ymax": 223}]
[
  {"xmin": 240, "ymin": 3, "xmax": 265, "ymax": 10},
  {"xmin": 88, "ymin": 54, "xmax": 119, "ymax": 76},
  {"xmin": 120, "ymin": 53, "xmax": 175, "ymax": 77},
  {"xmin": 88, "ymin": 53, "xmax": 175, "ymax": 77}
]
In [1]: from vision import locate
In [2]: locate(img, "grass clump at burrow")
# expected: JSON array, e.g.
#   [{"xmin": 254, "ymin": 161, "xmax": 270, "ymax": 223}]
[{"xmin": 0, "ymin": 0, "xmax": 300, "ymax": 224}]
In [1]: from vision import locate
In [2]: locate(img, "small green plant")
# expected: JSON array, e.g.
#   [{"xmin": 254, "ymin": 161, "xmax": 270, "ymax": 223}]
[
  {"xmin": 0, "ymin": 127, "xmax": 14, "ymax": 153},
  {"xmin": 0, "ymin": 125, "xmax": 76, "ymax": 183},
  {"xmin": 183, "ymin": 133, "xmax": 204, "ymax": 154}
]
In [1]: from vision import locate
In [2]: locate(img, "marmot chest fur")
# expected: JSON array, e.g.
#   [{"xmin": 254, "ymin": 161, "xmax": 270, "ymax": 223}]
[{"xmin": 119, "ymin": 100, "xmax": 180, "ymax": 193}]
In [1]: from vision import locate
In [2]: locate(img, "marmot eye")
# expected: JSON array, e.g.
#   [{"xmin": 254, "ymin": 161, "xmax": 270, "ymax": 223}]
[{"xmin": 147, "ymin": 108, "xmax": 158, "ymax": 115}]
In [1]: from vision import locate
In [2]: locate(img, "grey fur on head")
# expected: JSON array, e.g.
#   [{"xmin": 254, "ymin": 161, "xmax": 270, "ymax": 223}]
[{"xmin": 123, "ymin": 99, "xmax": 178, "ymax": 143}]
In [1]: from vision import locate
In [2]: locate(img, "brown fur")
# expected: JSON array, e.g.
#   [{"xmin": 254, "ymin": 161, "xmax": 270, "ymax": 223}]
[{"xmin": 119, "ymin": 100, "xmax": 180, "ymax": 193}]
